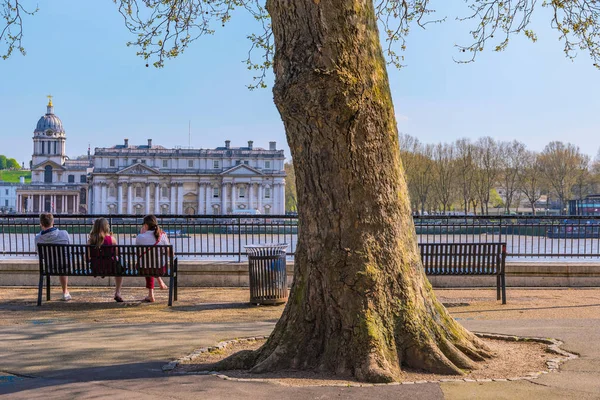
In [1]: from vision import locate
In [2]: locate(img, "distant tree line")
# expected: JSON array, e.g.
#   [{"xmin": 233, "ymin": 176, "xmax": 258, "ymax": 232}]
[
  {"xmin": 0, "ymin": 155, "xmax": 20, "ymax": 170},
  {"xmin": 399, "ymin": 135, "xmax": 600, "ymax": 215}
]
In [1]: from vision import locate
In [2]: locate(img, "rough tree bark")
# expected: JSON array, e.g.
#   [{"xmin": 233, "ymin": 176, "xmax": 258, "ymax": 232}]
[{"xmin": 216, "ymin": 0, "xmax": 493, "ymax": 382}]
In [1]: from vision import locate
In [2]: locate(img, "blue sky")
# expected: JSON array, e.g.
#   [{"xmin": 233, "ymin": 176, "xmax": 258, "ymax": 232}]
[{"xmin": 1, "ymin": 1, "xmax": 599, "ymax": 166}]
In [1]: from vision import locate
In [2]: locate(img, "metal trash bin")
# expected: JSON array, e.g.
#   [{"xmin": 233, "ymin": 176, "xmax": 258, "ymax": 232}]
[{"xmin": 245, "ymin": 243, "xmax": 288, "ymax": 305}]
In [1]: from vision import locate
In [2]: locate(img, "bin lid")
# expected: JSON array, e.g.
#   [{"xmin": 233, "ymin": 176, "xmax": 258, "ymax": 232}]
[{"xmin": 244, "ymin": 243, "xmax": 288, "ymax": 255}]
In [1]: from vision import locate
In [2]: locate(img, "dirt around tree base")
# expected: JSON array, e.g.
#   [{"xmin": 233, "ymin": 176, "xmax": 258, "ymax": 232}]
[{"xmin": 174, "ymin": 335, "xmax": 569, "ymax": 386}]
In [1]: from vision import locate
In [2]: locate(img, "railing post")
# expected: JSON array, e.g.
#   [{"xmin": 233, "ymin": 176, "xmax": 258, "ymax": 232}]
[{"xmin": 238, "ymin": 217, "xmax": 242, "ymax": 262}]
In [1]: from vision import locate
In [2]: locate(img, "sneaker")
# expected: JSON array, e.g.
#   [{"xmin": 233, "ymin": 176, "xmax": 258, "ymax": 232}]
[{"xmin": 62, "ymin": 293, "xmax": 72, "ymax": 301}]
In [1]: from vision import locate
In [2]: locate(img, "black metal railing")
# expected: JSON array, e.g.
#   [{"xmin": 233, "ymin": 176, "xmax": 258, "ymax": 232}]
[
  {"xmin": 1, "ymin": 214, "xmax": 600, "ymax": 260},
  {"xmin": 0, "ymin": 214, "xmax": 298, "ymax": 260}
]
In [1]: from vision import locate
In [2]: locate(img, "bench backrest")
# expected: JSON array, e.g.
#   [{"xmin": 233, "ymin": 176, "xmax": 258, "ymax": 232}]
[
  {"xmin": 419, "ymin": 242, "xmax": 506, "ymax": 275},
  {"xmin": 37, "ymin": 244, "xmax": 174, "ymax": 277}
]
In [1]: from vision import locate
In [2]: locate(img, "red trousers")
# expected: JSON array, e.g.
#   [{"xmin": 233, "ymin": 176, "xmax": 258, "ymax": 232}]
[{"xmin": 145, "ymin": 277, "xmax": 155, "ymax": 289}]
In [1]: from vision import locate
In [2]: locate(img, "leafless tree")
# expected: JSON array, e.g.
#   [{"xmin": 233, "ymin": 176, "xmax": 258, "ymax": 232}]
[
  {"xmin": 472, "ymin": 137, "xmax": 502, "ymax": 214},
  {"xmin": 431, "ymin": 142, "xmax": 456, "ymax": 213},
  {"xmin": 498, "ymin": 140, "xmax": 527, "ymax": 213},
  {"xmin": 539, "ymin": 141, "xmax": 588, "ymax": 211}
]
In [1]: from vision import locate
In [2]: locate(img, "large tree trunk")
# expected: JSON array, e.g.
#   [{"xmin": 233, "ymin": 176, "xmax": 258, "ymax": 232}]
[{"xmin": 216, "ymin": 0, "xmax": 492, "ymax": 382}]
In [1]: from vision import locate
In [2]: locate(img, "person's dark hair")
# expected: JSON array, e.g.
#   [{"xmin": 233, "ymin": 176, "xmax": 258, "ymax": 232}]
[
  {"xmin": 39, "ymin": 213, "xmax": 54, "ymax": 228},
  {"xmin": 143, "ymin": 214, "xmax": 163, "ymax": 241}
]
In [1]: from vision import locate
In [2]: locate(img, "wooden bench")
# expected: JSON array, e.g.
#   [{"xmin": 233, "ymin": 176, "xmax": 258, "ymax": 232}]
[
  {"xmin": 37, "ymin": 244, "xmax": 178, "ymax": 306},
  {"xmin": 419, "ymin": 242, "xmax": 507, "ymax": 304}
]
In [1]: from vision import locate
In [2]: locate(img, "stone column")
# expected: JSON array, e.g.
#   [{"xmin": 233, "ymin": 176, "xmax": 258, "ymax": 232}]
[
  {"xmin": 231, "ymin": 183, "xmax": 237, "ymax": 211},
  {"xmin": 92, "ymin": 185, "xmax": 98, "ymax": 214},
  {"xmin": 62, "ymin": 195, "xmax": 66, "ymax": 214},
  {"xmin": 154, "ymin": 183, "xmax": 160, "ymax": 214},
  {"xmin": 38, "ymin": 195, "xmax": 42, "ymax": 213},
  {"xmin": 101, "ymin": 184, "xmax": 107, "ymax": 214},
  {"xmin": 221, "ymin": 182, "xmax": 227, "ymax": 214},
  {"xmin": 198, "ymin": 182, "xmax": 204, "ymax": 215},
  {"xmin": 278, "ymin": 183, "xmax": 284, "ymax": 214},
  {"xmin": 127, "ymin": 184, "xmax": 133, "ymax": 214},
  {"xmin": 177, "ymin": 183, "xmax": 184, "ymax": 214},
  {"xmin": 170, "ymin": 184, "xmax": 176, "ymax": 214},
  {"xmin": 258, "ymin": 185, "xmax": 263, "ymax": 212},
  {"xmin": 205, "ymin": 184, "xmax": 210, "ymax": 215},
  {"xmin": 249, "ymin": 184, "xmax": 254, "ymax": 210},
  {"xmin": 145, "ymin": 184, "xmax": 151, "ymax": 214},
  {"xmin": 274, "ymin": 185, "xmax": 278, "ymax": 213},
  {"xmin": 75, "ymin": 193, "xmax": 80, "ymax": 214},
  {"xmin": 117, "ymin": 184, "xmax": 123, "ymax": 215}
]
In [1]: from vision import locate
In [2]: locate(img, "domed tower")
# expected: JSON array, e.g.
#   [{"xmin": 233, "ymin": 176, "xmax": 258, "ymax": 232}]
[{"xmin": 31, "ymin": 96, "xmax": 67, "ymax": 182}]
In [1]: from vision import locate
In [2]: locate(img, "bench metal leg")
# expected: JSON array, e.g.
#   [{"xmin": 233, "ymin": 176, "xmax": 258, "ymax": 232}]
[
  {"xmin": 37, "ymin": 274, "xmax": 44, "ymax": 306},
  {"xmin": 174, "ymin": 272, "xmax": 178, "ymax": 302},
  {"xmin": 173, "ymin": 259, "xmax": 178, "ymax": 302},
  {"xmin": 501, "ymin": 273, "xmax": 506, "ymax": 305},
  {"xmin": 496, "ymin": 275, "xmax": 501, "ymax": 301},
  {"xmin": 168, "ymin": 275, "xmax": 174, "ymax": 307},
  {"xmin": 46, "ymin": 275, "xmax": 51, "ymax": 301}
]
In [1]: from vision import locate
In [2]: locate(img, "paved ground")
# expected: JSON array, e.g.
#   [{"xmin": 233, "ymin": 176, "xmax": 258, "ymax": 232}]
[{"xmin": 0, "ymin": 287, "xmax": 599, "ymax": 399}]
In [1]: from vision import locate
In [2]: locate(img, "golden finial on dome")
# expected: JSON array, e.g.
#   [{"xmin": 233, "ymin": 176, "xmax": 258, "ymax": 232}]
[{"xmin": 47, "ymin": 94, "xmax": 53, "ymax": 107}]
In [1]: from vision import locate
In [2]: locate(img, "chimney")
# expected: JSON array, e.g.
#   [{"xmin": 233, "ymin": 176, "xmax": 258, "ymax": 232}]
[
  {"xmin": 225, "ymin": 140, "xmax": 231, "ymax": 149},
  {"xmin": 269, "ymin": 141, "xmax": 276, "ymax": 151},
  {"xmin": 248, "ymin": 140, "xmax": 254, "ymax": 150},
  {"xmin": 124, "ymin": 139, "xmax": 129, "ymax": 148},
  {"xmin": 148, "ymin": 139, "xmax": 153, "ymax": 147}
]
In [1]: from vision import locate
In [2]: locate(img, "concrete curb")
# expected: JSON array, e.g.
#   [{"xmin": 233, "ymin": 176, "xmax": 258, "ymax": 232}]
[{"xmin": 162, "ymin": 332, "xmax": 579, "ymax": 386}]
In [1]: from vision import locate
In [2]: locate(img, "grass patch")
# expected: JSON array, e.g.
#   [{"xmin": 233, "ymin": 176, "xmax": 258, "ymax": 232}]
[{"xmin": 0, "ymin": 170, "xmax": 31, "ymax": 183}]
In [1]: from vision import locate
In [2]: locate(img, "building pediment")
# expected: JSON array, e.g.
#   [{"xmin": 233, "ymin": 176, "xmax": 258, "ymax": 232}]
[
  {"xmin": 31, "ymin": 160, "xmax": 66, "ymax": 171},
  {"xmin": 221, "ymin": 164, "xmax": 263, "ymax": 176},
  {"xmin": 117, "ymin": 163, "xmax": 160, "ymax": 176}
]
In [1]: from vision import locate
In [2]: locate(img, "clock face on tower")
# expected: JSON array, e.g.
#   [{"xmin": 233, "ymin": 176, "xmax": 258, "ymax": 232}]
[{"xmin": 45, "ymin": 130, "xmax": 53, "ymax": 136}]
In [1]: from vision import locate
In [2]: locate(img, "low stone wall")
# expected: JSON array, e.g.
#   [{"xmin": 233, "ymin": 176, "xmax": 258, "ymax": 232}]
[{"xmin": 1, "ymin": 259, "xmax": 599, "ymax": 288}]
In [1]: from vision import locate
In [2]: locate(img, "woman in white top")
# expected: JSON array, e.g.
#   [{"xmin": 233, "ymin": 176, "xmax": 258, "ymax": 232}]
[{"xmin": 136, "ymin": 214, "xmax": 170, "ymax": 302}]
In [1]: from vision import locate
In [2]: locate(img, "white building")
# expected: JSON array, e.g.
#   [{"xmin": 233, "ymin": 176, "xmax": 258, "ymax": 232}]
[
  {"xmin": 0, "ymin": 183, "xmax": 18, "ymax": 213},
  {"xmin": 89, "ymin": 139, "xmax": 286, "ymax": 215},
  {"xmin": 16, "ymin": 98, "xmax": 91, "ymax": 214},
  {"xmin": 15, "ymin": 97, "xmax": 286, "ymax": 215}
]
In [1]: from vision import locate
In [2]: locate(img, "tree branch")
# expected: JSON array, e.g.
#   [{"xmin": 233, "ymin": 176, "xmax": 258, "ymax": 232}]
[{"xmin": 1, "ymin": 0, "xmax": 37, "ymax": 60}]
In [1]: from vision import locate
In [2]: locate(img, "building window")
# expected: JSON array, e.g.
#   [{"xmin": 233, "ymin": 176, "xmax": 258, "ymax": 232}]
[
  {"xmin": 188, "ymin": 160, "xmax": 194, "ymax": 168},
  {"xmin": 44, "ymin": 166, "xmax": 52, "ymax": 183},
  {"xmin": 162, "ymin": 186, "xmax": 169, "ymax": 198},
  {"xmin": 109, "ymin": 159, "xmax": 115, "ymax": 167},
  {"xmin": 213, "ymin": 160, "xmax": 220, "ymax": 169},
  {"xmin": 236, "ymin": 160, "xmax": 241, "ymax": 166},
  {"xmin": 141, "ymin": 160, "xmax": 147, "ymax": 165},
  {"xmin": 264, "ymin": 187, "xmax": 271, "ymax": 199},
  {"xmin": 4, "ymin": 200, "xmax": 7, "ymax": 207},
  {"xmin": 41, "ymin": 142, "xmax": 45, "ymax": 154},
  {"xmin": 213, "ymin": 187, "xmax": 220, "ymax": 198},
  {"xmin": 80, "ymin": 175, "xmax": 87, "ymax": 183},
  {"xmin": 239, "ymin": 186, "xmax": 246, "ymax": 198},
  {"xmin": 109, "ymin": 186, "xmax": 116, "ymax": 197},
  {"xmin": 135, "ymin": 187, "xmax": 142, "ymax": 198},
  {"xmin": 4, "ymin": 189, "xmax": 7, "ymax": 195},
  {"xmin": 68, "ymin": 175, "xmax": 75, "ymax": 183},
  {"xmin": 244, "ymin": 161, "xmax": 249, "ymax": 165},
  {"xmin": 162, "ymin": 160, "xmax": 168, "ymax": 168},
  {"xmin": 264, "ymin": 206, "xmax": 271, "ymax": 215},
  {"xmin": 80, "ymin": 188, "xmax": 86, "ymax": 204},
  {"xmin": 53, "ymin": 142, "xmax": 57, "ymax": 154},
  {"xmin": 265, "ymin": 161, "xmax": 271, "ymax": 169}
]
